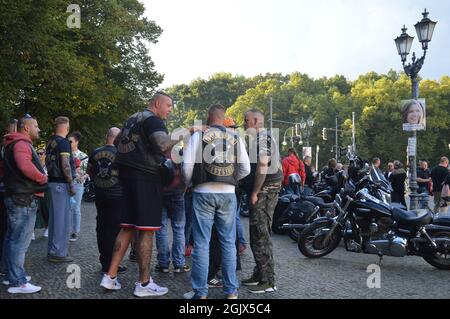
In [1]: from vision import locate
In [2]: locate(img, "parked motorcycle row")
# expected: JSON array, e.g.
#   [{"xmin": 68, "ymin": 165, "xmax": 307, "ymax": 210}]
[{"xmin": 240, "ymin": 154, "xmax": 450, "ymax": 270}]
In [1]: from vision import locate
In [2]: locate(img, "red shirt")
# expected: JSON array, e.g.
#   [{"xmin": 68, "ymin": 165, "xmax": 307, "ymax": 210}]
[{"xmin": 282, "ymin": 154, "xmax": 306, "ymax": 186}]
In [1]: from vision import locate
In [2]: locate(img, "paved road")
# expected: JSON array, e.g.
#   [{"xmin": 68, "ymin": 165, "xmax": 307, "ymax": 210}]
[{"xmin": 1, "ymin": 202, "xmax": 449, "ymax": 299}]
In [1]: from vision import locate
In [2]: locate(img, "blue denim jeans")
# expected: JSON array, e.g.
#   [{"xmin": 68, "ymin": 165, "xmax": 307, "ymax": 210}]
[
  {"xmin": 70, "ymin": 183, "xmax": 84, "ymax": 234},
  {"xmin": 184, "ymin": 191, "xmax": 194, "ymax": 246},
  {"xmin": 3, "ymin": 197, "xmax": 38, "ymax": 286},
  {"xmin": 236, "ymin": 210, "xmax": 247, "ymax": 245},
  {"xmin": 191, "ymin": 192, "xmax": 238, "ymax": 297},
  {"xmin": 155, "ymin": 192, "xmax": 186, "ymax": 267}
]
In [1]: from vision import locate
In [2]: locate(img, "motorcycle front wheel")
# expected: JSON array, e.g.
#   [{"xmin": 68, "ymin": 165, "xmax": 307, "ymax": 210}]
[
  {"xmin": 422, "ymin": 231, "xmax": 450, "ymax": 270},
  {"xmin": 298, "ymin": 220, "xmax": 342, "ymax": 258}
]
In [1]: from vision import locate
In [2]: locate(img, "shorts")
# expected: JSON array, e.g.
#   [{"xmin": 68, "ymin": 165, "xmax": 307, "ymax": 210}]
[{"xmin": 119, "ymin": 177, "xmax": 163, "ymax": 231}]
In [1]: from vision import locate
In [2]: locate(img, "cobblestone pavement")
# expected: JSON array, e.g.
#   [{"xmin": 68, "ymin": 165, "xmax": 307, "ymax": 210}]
[{"xmin": 0, "ymin": 202, "xmax": 449, "ymax": 299}]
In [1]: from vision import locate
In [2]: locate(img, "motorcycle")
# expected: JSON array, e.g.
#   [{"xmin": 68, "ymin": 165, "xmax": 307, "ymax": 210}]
[
  {"xmin": 272, "ymin": 173, "xmax": 336, "ymax": 241},
  {"xmin": 298, "ymin": 171, "xmax": 450, "ymax": 270}
]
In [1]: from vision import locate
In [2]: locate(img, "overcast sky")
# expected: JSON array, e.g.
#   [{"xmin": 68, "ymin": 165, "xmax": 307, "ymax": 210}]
[{"xmin": 142, "ymin": 0, "xmax": 450, "ymax": 88}]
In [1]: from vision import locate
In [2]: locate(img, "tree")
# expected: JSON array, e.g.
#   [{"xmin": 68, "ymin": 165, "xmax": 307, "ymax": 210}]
[{"xmin": 0, "ymin": 0, "xmax": 163, "ymax": 152}]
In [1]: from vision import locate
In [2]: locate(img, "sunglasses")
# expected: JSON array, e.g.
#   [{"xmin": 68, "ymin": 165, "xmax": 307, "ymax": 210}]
[
  {"xmin": 24, "ymin": 113, "xmax": 33, "ymax": 119},
  {"xmin": 37, "ymin": 152, "xmax": 45, "ymax": 155}
]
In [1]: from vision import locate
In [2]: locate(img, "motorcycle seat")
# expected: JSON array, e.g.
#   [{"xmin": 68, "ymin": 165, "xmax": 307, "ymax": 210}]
[
  {"xmin": 432, "ymin": 215, "xmax": 450, "ymax": 227},
  {"xmin": 392, "ymin": 208, "xmax": 433, "ymax": 226},
  {"xmin": 304, "ymin": 196, "xmax": 334, "ymax": 210}
]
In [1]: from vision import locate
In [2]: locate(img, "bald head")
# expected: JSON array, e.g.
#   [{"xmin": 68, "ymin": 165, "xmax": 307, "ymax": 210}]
[
  {"xmin": 106, "ymin": 127, "xmax": 120, "ymax": 145},
  {"xmin": 244, "ymin": 109, "xmax": 264, "ymax": 131},
  {"xmin": 17, "ymin": 116, "xmax": 40, "ymax": 141}
]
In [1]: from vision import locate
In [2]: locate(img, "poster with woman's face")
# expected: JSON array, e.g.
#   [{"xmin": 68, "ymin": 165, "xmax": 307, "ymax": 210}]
[{"xmin": 402, "ymin": 99, "xmax": 426, "ymax": 131}]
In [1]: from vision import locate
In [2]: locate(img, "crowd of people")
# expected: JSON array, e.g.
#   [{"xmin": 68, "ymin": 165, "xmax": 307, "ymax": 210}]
[
  {"xmin": 0, "ymin": 93, "xmax": 284, "ymax": 298},
  {"xmin": 0, "ymin": 92, "xmax": 449, "ymax": 298}
]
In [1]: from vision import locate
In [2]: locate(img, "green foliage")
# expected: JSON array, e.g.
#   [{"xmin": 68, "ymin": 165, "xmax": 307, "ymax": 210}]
[
  {"xmin": 0, "ymin": 0, "xmax": 163, "ymax": 153},
  {"xmin": 166, "ymin": 71, "xmax": 450, "ymax": 168}
]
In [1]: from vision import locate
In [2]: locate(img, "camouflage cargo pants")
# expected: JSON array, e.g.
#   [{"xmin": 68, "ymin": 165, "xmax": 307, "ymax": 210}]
[{"xmin": 249, "ymin": 183, "xmax": 281, "ymax": 286}]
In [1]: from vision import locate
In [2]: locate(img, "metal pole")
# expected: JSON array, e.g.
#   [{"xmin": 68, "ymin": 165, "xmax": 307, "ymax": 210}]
[
  {"xmin": 335, "ymin": 117, "xmax": 338, "ymax": 160},
  {"xmin": 316, "ymin": 145, "xmax": 319, "ymax": 172},
  {"xmin": 409, "ymin": 76, "xmax": 420, "ymax": 210},
  {"xmin": 352, "ymin": 112, "xmax": 356, "ymax": 154}
]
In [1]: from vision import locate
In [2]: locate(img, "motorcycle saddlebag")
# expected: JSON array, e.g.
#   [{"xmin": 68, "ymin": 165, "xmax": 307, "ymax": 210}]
[{"xmin": 283, "ymin": 200, "xmax": 318, "ymax": 224}]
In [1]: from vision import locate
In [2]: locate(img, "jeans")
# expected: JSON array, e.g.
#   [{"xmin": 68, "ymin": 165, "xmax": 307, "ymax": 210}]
[
  {"xmin": 155, "ymin": 192, "xmax": 186, "ymax": 268},
  {"xmin": 48, "ymin": 183, "xmax": 71, "ymax": 257},
  {"xmin": 236, "ymin": 210, "xmax": 247, "ymax": 246},
  {"xmin": 184, "ymin": 191, "xmax": 194, "ymax": 246},
  {"xmin": 3, "ymin": 197, "xmax": 38, "ymax": 286},
  {"xmin": 70, "ymin": 183, "xmax": 84, "ymax": 234},
  {"xmin": 191, "ymin": 192, "xmax": 238, "ymax": 297}
]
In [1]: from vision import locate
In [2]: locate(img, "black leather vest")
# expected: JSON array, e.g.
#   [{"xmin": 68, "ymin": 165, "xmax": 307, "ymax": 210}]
[
  {"xmin": 192, "ymin": 125, "xmax": 239, "ymax": 187},
  {"xmin": 4, "ymin": 140, "xmax": 47, "ymax": 195},
  {"xmin": 115, "ymin": 109, "xmax": 163, "ymax": 176},
  {"xmin": 90, "ymin": 146, "xmax": 120, "ymax": 189},
  {"xmin": 45, "ymin": 135, "xmax": 75, "ymax": 181}
]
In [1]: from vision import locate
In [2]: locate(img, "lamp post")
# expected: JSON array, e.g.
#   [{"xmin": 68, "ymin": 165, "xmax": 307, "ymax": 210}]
[
  {"xmin": 394, "ymin": 9, "xmax": 436, "ymax": 210},
  {"xmin": 296, "ymin": 116, "xmax": 314, "ymax": 147}
]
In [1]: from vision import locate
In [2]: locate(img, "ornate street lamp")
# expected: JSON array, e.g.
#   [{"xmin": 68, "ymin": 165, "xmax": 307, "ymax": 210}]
[{"xmin": 394, "ymin": 9, "xmax": 436, "ymax": 210}]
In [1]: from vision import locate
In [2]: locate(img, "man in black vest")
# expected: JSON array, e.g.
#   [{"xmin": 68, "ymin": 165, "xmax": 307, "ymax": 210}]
[
  {"xmin": 3, "ymin": 115, "xmax": 47, "ymax": 294},
  {"xmin": 182, "ymin": 104, "xmax": 250, "ymax": 299},
  {"xmin": 101, "ymin": 92, "xmax": 187, "ymax": 297},
  {"xmin": 242, "ymin": 108, "xmax": 283, "ymax": 294},
  {"xmin": 46, "ymin": 116, "xmax": 76, "ymax": 263},
  {"xmin": 87, "ymin": 127, "xmax": 127, "ymax": 275}
]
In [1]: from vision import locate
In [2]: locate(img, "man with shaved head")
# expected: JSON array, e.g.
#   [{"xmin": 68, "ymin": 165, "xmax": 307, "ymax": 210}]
[
  {"xmin": 101, "ymin": 92, "xmax": 178, "ymax": 297},
  {"xmin": 183, "ymin": 104, "xmax": 250, "ymax": 299},
  {"xmin": 2, "ymin": 115, "xmax": 48, "ymax": 293},
  {"xmin": 87, "ymin": 127, "xmax": 127, "ymax": 275},
  {"xmin": 242, "ymin": 108, "xmax": 283, "ymax": 294}
]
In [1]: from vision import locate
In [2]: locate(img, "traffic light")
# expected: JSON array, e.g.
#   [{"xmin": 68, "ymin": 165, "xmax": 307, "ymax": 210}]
[{"xmin": 322, "ymin": 128, "xmax": 327, "ymax": 140}]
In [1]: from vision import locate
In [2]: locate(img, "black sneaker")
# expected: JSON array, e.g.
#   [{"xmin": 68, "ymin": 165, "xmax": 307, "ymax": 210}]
[
  {"xmin": 69, "ymin": 233, "xmax": 78, "ymax": 242},
  {"xmin": 247, "ymin": 282, "xmax": 277, "ymax": 294},
  {"xmin": 241, "ymin": 274, "xmax": 260, "ymax": 286},
  {"xmin": 47, "ymin": 255, "xmax": 74, "ymax": 263},
  {"xmin": 174, "ymin": 264, "xmax": 191, "ymax": 273},
  {"xmin": 155, "ymin": 264, "xmax": 169, "ymax": 273}
]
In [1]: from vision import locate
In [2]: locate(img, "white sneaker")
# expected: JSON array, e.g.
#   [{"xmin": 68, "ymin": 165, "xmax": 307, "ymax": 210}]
[
  {"xmin": 2, "ymin": 275, "xmax": 31, "ymax": 286},
  {"xmin": 43, "ymin": 228, "xmax": 48, "ymax": 237},
  {"xmin": 100, "ymin": 274, "xmax": 121, "ymax": 290},
  {"xmin": 133, "ymin": 279, "xmax": 168, "ymax": 297},
  {"xmin": 31, "ymin": 232, "xmax": 35, "ymax": 241},
  {"xmin": 8, "ymin": 282, "xmax": 41, "ymax": 294}
]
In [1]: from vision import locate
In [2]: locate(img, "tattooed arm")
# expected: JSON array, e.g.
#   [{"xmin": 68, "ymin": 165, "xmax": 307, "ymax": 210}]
[
  {"xmin": 61, "ymin": 154, "xmax": 76, "ymax": 196},
  {"xmin": 250, "ymin": 155, "xmax": 269, "ymax": 205},
  {"xmin": 149, "ymin": 131, "xmax": 180, "ymax": 153}
]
